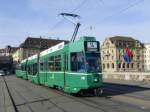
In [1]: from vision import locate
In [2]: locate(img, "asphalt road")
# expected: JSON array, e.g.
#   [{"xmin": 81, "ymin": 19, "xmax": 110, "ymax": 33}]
[{"xmin": 1, "ymin": 75, "xmax": 150, "ymax": 112}]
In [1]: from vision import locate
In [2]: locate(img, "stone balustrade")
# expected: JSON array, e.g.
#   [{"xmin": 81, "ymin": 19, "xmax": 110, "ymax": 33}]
[{"xmin": 103, "ymin": 72, "xmax": 150, "ymax": 83}]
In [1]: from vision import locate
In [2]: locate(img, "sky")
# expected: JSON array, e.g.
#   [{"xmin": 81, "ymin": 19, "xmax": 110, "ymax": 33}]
[{"xmin": 0, "ymin": 0, "xmax": 149, "ymax": 48}]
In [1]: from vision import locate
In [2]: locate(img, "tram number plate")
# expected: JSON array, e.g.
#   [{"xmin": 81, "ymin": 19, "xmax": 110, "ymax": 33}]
[{"xmin": 87, "ymin": 42, "xmax": 98, "ymax": 51}]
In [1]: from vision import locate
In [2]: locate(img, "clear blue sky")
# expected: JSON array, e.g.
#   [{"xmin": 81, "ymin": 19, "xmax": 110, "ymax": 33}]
[{"xmin": 0, "ymin": 0, "xmax": 149, "ymax": 48}]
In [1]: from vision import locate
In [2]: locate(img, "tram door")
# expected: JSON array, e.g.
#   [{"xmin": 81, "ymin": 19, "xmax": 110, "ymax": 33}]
[{"xmin": 64, "ymin": 54, "xmax": 68, "ymax": 87}]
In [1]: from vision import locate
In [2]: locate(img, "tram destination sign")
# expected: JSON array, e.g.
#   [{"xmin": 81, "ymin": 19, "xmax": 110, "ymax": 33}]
[{"xmin": 85, "ymin": 41, "xmax": 99, "ymax": 52}]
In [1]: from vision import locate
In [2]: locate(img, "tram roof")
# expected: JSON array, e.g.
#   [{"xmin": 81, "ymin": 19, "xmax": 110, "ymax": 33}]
[{"xmin": 40, "ymin": 42, "xmax": 65, "ymax": 57}]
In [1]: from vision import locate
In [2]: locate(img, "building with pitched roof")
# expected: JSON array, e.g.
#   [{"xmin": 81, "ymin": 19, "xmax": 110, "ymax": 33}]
[
  {"xmin": 12, "ymin": 37, "xmax": 69, "ymax": 62},
  {"xmin": 101, "ymin": 36, "xmax": 144, "ymax": 72},
  {"xmin": 0, "ymin": 47, "xmax": 18, "ymax": 56}
]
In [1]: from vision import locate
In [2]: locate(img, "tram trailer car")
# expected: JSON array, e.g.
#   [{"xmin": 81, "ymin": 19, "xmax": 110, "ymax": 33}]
[
  {"xmin": 16, "ymin": 60, "xmax": 28, "ymax": 79},
  {"xmin": 16, "ymin": 36, "xmax": 103, "ymax": 94}
]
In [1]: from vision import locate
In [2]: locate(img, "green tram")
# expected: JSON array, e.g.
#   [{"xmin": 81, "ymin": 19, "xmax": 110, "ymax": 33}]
[{"xmin": 16, "ymin": 36, "xmax": 103, "ymax": 94}]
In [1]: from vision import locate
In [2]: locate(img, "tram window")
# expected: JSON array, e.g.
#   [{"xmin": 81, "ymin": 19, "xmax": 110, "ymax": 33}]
[
  {"xmin": 71, "ymin": 52, "xmax": 85, "ymax": 72},
  {"xmin": 28, "ymin": 65, "xmax": 32, "ymax": 74},
  {"xmin": 31, "ymin": 65, "xmax": 33, "ymax": 75},
  {"xmin": 43, "ymin": 61, "xmax": 47, "ymax": 71},
  {"xmin": 33, "ymin": 63, "xmax": 37, "ymax": 75},
  {"xmin": 71, "ymin": 53, "xmax": 77, "ymax": 71},
  {"xmin": 21, "ymin": 65, "xmax": 23, "ymax": 71},
  {"xmin": 54, "ymin": 55, "xmax": 61, "ymax": 71},
  {"xmin": 22, "ymin": 65, "xmax": 25, "ymax": 71},
  {"xmin": 30, "ymin": 65, "xmax": 32, "ymax": 74},
  {"xmin": 32, "ymin": 65, "xmax": 34, "ymax": 74},
  {"xmin": 24, "ymin": 65, "xmax": 26, "ymax": 71},
  {"xmin": 85, "ymin": 53, "xmax": 101, "ymax": 73},
  {"xmin": 35, "ymin": 63, "xmax": 38, "ymax": 74},
  {"xmin": 21, "ymin": 65, "xmax": 23, "ymax": 70},
  {"xmin": 27, "ymin": 65, "xmax": 29, "ymax": 72},
  {"xmin": 21, "ymin": 65, "xmax": 24, "ymax": 71},
  {"xmin": 29, "ymin": 65, "xmax": 31, "ymax": 74},
  {"xmin": 40, "ymin": 63, "xmax": 44, "ymax": 71},
  {"xmin": 23, "ymin": 65, "xmax": 26, "ymax": 71},
  {"xmin": 48, "ymin": 56, "xmax": 54, "ymax": 71}
]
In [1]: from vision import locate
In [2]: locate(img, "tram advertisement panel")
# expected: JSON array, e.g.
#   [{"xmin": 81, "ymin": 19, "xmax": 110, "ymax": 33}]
[{"xmin": 84, "ymin": 41, "xmax": 99, "ymax": 52}]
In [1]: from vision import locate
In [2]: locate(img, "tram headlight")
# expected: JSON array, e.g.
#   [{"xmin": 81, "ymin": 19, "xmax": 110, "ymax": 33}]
[
  {"xmin": 81, "ymin": 76, "xmax": 85, "ymax": 80},
  {"xmin": 94, "ymin": 79, "xmax": 98, "ymax": 82},
  {"xmin": 93, "ymin": 78, "xmax": 99, "ymax": 82}
]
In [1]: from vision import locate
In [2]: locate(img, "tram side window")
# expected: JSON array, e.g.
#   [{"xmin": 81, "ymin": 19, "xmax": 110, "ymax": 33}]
[
  {"xmin": 33, "ymin": 63, "xmax": 37, "ymax": 75},
  {"xmin": 71, "ymin": 52, "xmax": 85, "ymax": 72},
  {"xmin": 24, "ymin": 65, "xmax": 26, "ymax": 71},
  {"xmin": 21, "ymin": 65, "xmax": 25, "ymax": 71},
  {"xmin": 30, "ymin": 65, "xmax": 33, "ymax": 75},
  {"xmin": 55, "ymin": 55, "xmax": 61, "ymax": 71},
  {"xmin": 71, "ymin": 53, "xmax": 77, "ymax": 71},
  {"xmin": 40, "ymin": 62, "xmax": 44, "ymax": 71},
  {"xmin": 48, "ymin": 56, "xmax": 54, "ymax": 71},
  {"xmin": 27, "ymin": 65, "xmax": 29, "ymax": 73},
  {"xmin": 27, "ymin": 65, "xmax": 32, "ymax": 74},
  {"xmin": 64, "ymin": 54, "xmax": 68, "ymax": 71},
  {"xmin": 21, "ymin": 65, "xmax": 23, "ymax": 71},
  {"xmin": 44, "ymin": 61, "xmax": 48, "ymax": 71}
]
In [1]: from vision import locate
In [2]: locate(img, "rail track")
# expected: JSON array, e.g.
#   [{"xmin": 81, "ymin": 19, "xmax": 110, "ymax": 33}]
[
  {"xmin": 13, "ymin": 76, "xmax": 108, "ymax": 112},
  {"xmin": 2, "ymin": 75, "xmax": 150, "ymax": 112},
  {"xmin": 15, "ymin": 76, "xmax": 149, "ymax": 112}
]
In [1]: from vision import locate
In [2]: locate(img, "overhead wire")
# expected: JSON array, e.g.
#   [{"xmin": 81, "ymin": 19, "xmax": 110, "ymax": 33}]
[
  {"xmin": 79, "ymin": 0, "xmax": 144, "ymax": 34},
  {"xmin": 48, "ymin": 0, "xmax": 87, "ymax": 34},
  {"xmin": 70, "ymin": 0, "xmax": 87, "ymax": 13}
]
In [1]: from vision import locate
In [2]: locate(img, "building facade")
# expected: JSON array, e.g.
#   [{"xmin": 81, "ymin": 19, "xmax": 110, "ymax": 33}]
[
  {"xmin": 144, "ymin": 43, "xmax": 150, "ymax": 71},
  {"xmin": 101, "ymin": 36, "xmax": 144, "ymax": 72},
  {"xmin": 0, "ymin": 49, "xmax": 5, "ymax": 56},
  {"xmin": 0, "ymin": 46, "xmax": 18, "ymax": 56},
  {"xmin": 12, "ymin": 37, "xmax": 68, "ymax": 62}
]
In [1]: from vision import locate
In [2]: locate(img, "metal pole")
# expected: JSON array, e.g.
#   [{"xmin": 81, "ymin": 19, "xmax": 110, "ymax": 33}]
[
  {"xmin": 59, "ymin": 13, "xmax": 81, "ymax": 42},
  {"xmin": 71, "ymin": 22, "xmax": 81, "ymax": 42}
]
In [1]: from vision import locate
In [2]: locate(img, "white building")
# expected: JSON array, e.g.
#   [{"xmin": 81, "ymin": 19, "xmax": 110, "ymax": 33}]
[{"xmin": 144, "ymin": 43, "xmax": 150, "ymax": 71}]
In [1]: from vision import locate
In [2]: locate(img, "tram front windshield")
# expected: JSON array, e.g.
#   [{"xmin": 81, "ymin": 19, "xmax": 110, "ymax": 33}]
[
  {"xmin": 71, "ymin": 52, "xmax": 101, "ymax": 73},
  {"xmin": 85, "ymin": 53, "xmax": 101, "ymax": 73}
]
